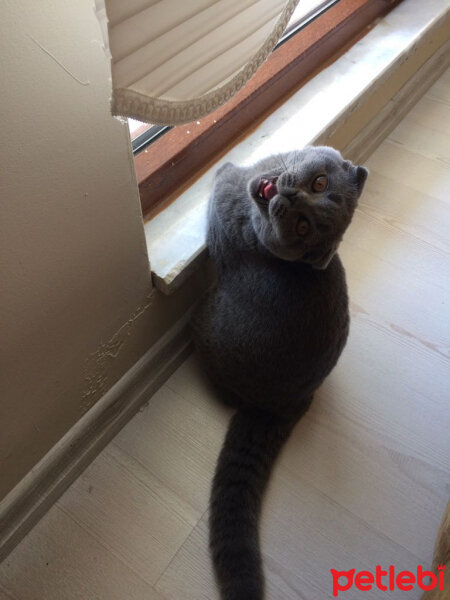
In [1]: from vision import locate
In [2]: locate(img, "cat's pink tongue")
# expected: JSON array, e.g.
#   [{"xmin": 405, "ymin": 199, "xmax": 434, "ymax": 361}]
[{"xmin": 258, "ymin": 179, "xmax": 278, "ymax": 201}]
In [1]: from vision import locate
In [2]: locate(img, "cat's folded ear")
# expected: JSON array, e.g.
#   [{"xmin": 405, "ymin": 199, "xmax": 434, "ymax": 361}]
[
  {"xmin": 216, "ymin": 162, "xmax": 236, "ymax": 178},
  {"xmin": 354, "ymin": 165, "xmax": 369, "ymax": 195}
]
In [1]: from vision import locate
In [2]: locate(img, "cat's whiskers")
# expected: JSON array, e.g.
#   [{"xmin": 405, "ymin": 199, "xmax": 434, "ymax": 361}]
[{"xmin": 277, "ymin": 153, "xmax": 290, "ymax": 175}]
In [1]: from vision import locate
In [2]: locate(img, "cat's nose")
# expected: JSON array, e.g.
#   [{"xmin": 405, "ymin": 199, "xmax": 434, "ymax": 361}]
[
  {"xmin": 278, "ymin": 185, "xmax": 307, "ymax": 202},
  {"xmin": 282, "ymin": 189, "xmax": 300, "ymax": 200}
]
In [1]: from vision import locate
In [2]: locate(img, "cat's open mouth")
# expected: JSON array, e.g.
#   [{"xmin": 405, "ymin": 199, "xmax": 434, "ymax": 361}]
[{"xmin": 257, "ymin": 177, "xmax": 278, "ymax": 202}]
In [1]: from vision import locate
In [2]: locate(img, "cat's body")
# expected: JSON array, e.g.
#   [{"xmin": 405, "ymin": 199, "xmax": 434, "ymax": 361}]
[{"xmin": 191, "ymin": 147, "xmax": 368, "ymax": 600}]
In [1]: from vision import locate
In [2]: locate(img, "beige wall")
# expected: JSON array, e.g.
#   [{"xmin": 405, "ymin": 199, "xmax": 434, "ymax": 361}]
[{"xmin": 0, "ymin": 0, "xmax": 207, "ymax": 501}]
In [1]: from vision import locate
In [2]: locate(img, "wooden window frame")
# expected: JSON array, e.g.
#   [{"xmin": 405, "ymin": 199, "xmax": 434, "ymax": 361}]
[{"xmin": 135, "ymin": 0, "xmax": 400, "ymax": 219}]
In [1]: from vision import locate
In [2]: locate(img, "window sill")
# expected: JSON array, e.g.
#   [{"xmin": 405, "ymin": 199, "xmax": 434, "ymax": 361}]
[{"xmin": 144, "ymin": 0, "xmax": 449, "ymax": 295}]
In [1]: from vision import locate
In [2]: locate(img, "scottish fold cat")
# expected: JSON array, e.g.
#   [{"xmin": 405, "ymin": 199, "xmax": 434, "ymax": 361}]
[{"xmin": 191, "ymin": 146, "xmax": 368, "ymax": 600}]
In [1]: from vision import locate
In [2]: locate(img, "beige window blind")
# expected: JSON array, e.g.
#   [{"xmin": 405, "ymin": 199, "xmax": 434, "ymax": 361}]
[{"xmin": 96, "ymin": 0, "xmax": 300, "ymax": 126}]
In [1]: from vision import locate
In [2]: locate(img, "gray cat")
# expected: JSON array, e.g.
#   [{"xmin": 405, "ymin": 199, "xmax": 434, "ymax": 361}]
[{"xmin": 190, "ymin": 146, "xmax": 368, "ymax": 600}]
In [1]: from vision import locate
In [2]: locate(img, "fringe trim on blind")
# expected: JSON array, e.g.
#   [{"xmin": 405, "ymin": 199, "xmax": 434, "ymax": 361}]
[{"xmin": 107, "ymin": 0, "xmax": 300, "ymax": 126}]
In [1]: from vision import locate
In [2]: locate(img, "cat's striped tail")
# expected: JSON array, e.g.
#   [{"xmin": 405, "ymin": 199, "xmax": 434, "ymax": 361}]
[{"xmin": 209, "ymin": 407, "xmax": 296, "ymax": 600}]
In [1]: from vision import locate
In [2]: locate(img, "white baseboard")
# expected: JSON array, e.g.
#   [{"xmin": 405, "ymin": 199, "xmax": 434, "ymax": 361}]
[
  {"xmin": 0, "ymin": 316, "xmax": 192, "ymax": 562},
  {"xmin": 342, "ymin": 40, "xmax": 450, "ymax": 164}
]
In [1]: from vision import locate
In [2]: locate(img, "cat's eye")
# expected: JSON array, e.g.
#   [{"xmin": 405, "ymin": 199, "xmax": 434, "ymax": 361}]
[{"xmin": 311, "ymin": 175, "xmax": 328, "ymax": 193}]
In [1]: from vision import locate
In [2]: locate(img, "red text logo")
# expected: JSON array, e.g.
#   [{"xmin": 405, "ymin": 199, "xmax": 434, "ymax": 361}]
[{"xmin": 330, "ymin": 564, "xmax": 445, "ymax": 597}]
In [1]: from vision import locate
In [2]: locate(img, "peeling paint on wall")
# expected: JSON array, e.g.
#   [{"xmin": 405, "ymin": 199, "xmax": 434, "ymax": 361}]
[{"xmin": 82, "ymin": 292, "xmax": 155, "ymax": 406}]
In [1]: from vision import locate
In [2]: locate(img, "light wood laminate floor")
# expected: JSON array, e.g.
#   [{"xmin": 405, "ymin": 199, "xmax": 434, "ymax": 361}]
[{"xmin": 1, "ymin": 71, "xmax": 449, "ymax": 600}]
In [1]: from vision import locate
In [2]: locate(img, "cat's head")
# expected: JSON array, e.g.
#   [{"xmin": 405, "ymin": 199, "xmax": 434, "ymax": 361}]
[{"xmin": 248, "ymin": 146, "xmax": 368, "ymax": 268}]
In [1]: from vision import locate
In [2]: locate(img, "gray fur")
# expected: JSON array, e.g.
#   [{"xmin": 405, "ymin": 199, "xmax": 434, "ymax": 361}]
[{"xmin": 190, "ymin": 146, "xmax": 368, "ymax": 600}]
